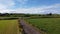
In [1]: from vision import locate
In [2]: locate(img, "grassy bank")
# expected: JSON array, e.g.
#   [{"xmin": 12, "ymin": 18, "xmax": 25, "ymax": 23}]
[{"xmin": 25, "ymin": 18, "xmax": 60, "ymax": 34}]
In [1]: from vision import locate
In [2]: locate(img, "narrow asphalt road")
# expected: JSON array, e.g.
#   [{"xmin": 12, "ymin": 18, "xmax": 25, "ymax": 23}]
[{"xmin": 19, "ymin": 19, "xmax": 40, "ymax": 34}]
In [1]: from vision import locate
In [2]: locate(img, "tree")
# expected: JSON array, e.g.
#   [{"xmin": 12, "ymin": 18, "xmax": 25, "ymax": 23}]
[
  {"xmin": 47, "ymin": 13, "xmax": 52, "ymax": 16},
  {"xmin": 24, "ymin": 14, "xmax": 30, "ymax": 17},
  {"xmin": 49, "ymin": 13, "xmax": 52, "ymax": 16}
]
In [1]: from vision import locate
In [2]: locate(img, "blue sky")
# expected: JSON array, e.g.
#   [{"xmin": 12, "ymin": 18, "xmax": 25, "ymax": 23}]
[
  {"xmin": 13, "ymin": 0, "xmax": 60, "ymax": 8},
  {"xmin": 0, "ymin": 0, "xmax": 60, "ymax": 14}
]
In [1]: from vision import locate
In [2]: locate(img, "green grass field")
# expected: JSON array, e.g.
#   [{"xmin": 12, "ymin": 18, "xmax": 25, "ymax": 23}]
[
  {"xmin": 0, "ymin": 20, "xmax": 19, "ymax": 34},
  {"xmin": 25, "ymin": 18, "xmax": 60, "ymax": 34}
]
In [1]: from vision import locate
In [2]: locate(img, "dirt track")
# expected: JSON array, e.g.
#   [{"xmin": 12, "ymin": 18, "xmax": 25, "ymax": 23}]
[{"xmin": 19, "ymin": 19, "xmax": 40, "ymax": 34}]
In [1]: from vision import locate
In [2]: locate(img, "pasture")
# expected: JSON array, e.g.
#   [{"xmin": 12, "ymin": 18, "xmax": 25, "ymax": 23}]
[
  {"xmin": 25, "ymin": 18, "xmax": 60, "ymax": 34},
  {"xmin": 0, "ymin": 20, "xmax": 19, "ymax": 34}
]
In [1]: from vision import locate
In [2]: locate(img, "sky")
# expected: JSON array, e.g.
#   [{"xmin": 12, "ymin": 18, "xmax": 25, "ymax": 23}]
[{"xmin": 0, "ymin": 0, "xmax": 60, "ymax": 14}]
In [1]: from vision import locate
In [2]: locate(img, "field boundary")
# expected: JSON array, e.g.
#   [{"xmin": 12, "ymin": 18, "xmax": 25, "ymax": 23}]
[
  {"xmin": 24, "ymin": 19, "xmax": 47, "ymax": 34},
  {"xmin": 19, "ymin": 18, "xmax": 41, "ymax": 34}
]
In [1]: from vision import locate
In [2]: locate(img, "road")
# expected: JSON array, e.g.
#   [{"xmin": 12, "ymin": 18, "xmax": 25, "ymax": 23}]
[{"xmin": 19, "ymin": 19, "xmax": 40, "ymax": 34}]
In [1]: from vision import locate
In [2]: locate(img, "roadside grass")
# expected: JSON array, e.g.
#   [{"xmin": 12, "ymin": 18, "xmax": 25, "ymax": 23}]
[
  {"xmin": 25, "ymin": 18, "xmax": 60, "ymax": 34},
  {"xmin": 0, "ymin": 20, "xmax": 20, "ymax": 34}
]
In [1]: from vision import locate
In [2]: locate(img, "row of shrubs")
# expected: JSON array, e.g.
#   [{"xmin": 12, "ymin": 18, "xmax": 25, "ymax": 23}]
[{"xmin": 0, "ymin": 17, "xmax": 18, "ymax": 20}]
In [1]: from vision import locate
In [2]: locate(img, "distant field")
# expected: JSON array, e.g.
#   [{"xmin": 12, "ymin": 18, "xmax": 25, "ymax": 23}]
[
  {"xmin": 0, "ymin": 20, "xmax": 19, "ymax": 34},
  {"xmin": 25, "ymin": 18, "xmax": 60, "ymax": 34}
]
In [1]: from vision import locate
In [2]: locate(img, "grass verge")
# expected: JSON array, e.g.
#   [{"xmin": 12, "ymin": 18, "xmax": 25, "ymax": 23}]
[{"xmin": 25, "ymin": 18, "xmax": 60, "ymax": 34}]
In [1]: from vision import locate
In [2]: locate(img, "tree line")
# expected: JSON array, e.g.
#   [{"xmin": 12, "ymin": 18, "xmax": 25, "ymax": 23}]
[{"xmin": 0, "ymin": 13, "xmax": 60, "ymax": 18}]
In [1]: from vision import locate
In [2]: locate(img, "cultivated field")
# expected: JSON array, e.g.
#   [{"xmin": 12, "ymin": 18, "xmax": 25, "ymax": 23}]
[
  {"xmin": 0, "ymin": 20, "xmax": 19, "ymax": 34},
  {"xmin": 25, "ymin": 18, "xmax": 60, "ymax": 34}
]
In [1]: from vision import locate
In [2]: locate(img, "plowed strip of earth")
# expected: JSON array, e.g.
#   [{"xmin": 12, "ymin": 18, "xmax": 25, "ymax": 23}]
[{"xmin": 19, "ymin": 19, "xmax": 40, "ymax": 34}]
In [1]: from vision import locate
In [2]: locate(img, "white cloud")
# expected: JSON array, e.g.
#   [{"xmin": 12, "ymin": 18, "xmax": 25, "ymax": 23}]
[
  {"xmin": 0, "ymin": 0, "xmax": 28, "ymax": 10},
  {"xmin": 0, "ymin": 9, "xmax": 15, "ymax": 13},
  {"xmin": 12, "ymin": 4, "xmax": 60, "ymax": 14},
  {"xmin": 0, "ymin": 0, "xmax": 15, "ymax": 9},
  {"xmin": 0, "ymin": 0, "xmax": 15, "ymax": 13},
  {"xmin": 0, "ymin": 4, "xmax": 7, "ymax": 9},
  {"xmin": 0, "ymin": 0, "xmax": 15, "ymax": 6},
  {"xmin": 0, "ymin": 2, "xmax": 60, "ymax": 14}
]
